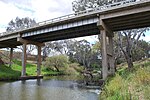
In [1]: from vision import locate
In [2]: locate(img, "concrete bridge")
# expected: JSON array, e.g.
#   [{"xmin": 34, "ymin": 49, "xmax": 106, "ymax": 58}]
[{"xmin": 0, "ymin": 0, "xmax": 150, "ymax": 79}]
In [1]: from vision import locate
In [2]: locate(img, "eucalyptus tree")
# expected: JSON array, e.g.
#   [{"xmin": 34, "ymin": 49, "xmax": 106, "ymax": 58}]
[
  {"xmin": 6, "ymin": 17, "xmax": 36, "ymax": 54},
  {"xmin": 72, "ymin": 0, "xmax": 132, "ymax": 12},
  {"xmin": 117, "ymin": 28, "xmax": 149, "ymax": 69},
  {"xmin": 132, "ymin": 39, "xmax": 150, "ymax": 61},
  {"xmin": 6, "ymin": 17, "xmax": 36, "ymax": 32},
  {"xmin": 68, "ymin": 39, "xmax": 100, "ymax": 68},
  {"xmin": 72, "ymin": 0, "xmax": 149, "ymax": 70}
]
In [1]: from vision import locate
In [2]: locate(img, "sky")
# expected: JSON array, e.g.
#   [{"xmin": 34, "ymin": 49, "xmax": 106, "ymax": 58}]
[
  {"xmin": 0, "ymin": 0, "xmax": 149, "ymax": 42},
  {"xmin": 0, "ymin": 0, "xmax": 74, "ymax": 32}
]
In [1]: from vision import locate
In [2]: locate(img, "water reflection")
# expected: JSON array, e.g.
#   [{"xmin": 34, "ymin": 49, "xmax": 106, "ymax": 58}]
[
  {"xmin": 0, "ymin": 79, "xmax": 98, "ymax": 100},
  {"xmin": 36, "ymin": 79, "xmax": 41, "ymax": 86}
]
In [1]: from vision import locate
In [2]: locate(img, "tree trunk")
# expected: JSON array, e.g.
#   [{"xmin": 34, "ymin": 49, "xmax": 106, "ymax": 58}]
[
  {"xmin": 54, "ymin": 66, "xmax": 59, "ymax": 72},
  {"xmin": 126, "ymin": 42, "xmax": 134, "ymax": 70},
  {"xmin": 123, "ymin": 49, "xmax": 134, "ymax": 70},
  {"xmin": 120, "ymin": 46, "xmax": 134, "ymax": 70},
  {"xmin": 126, "ymin": 55, "xmax": 134, "ymax": 70}
]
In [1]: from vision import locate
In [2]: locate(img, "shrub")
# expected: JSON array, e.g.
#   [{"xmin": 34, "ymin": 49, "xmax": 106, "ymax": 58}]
[
  {"xmin": 43, "ymin": 55, "xmax": 68, "ymax": 72},
  {"xmin": 69, "ymin": 63, "xmax": 84, "ymax": 73},
  {"xmin": 134, "ymin": 67, "xmax": 150, "ymax": 85},
  {"xmin": 100, "ymin": 59, "xmax": 150, "ymax": 100},
  {"xmin": 105, "ymin": 74, "xmax": 125, "ymax": 96}
]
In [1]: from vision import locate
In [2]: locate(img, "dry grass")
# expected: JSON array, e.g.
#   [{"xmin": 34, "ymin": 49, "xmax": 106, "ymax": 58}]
[{"xmin": 100, "ymin": 58, "xmax": 150, "ymax": 100}]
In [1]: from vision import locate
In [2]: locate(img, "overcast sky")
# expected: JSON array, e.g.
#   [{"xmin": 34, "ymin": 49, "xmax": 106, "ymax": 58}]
[
  {"xmin": 0, "ymin": 0, "xmax": 75, "ymax": 32},
  {"xmin": 0, "ymin": 0, "xmax": 149, "ymax": 42}
]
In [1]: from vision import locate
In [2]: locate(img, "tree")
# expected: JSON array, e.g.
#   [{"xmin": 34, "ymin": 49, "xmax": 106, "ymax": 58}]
[
  {"xmin": 43, "ymin": 55, "xmax": 68, "ymax": 72},
  {"xmin": 42, "ymin": 42, "xmax": 54, "ymax": 60},
  {"xmin": 117, "ymin": 28, "xmax": 149, "ymax": 69},
  {"xmin": 43, "ymin": 39, "xmax": 100, "ymax": 69},
  {"xmin": 68, "ymin": 40, "xmax": 100, "ymax": 69},
  {"xmin": 6, "ymin": 17, "xmax": 36, "ymax": 32},
  {"xmin": 72, "ymin": 0, "xmax": 149, "ymax": 70},
  {"xmin": 6, "ymin": 17, "xmax": 37, "ymax": 54},
  {"xmin": 42, "ymin": 39, "xmax": 76, "ymax": 60},
  {"xmin": 91, "ymin": 41, "xmax": 102, "ymax": 69},
  {"xmin": 132, "ymin": 40, "xmax": 150, "ymax": 61},
  {"xmin": 72, "ymin": 0, "xmax": 136, "ymax": 12}
]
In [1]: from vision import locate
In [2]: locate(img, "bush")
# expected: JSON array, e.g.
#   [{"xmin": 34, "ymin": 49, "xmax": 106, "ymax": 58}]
[
  {"xmin": 134, "ymin": 67, "xmax": 150, "ymax": 85},
  {"xmin": 69, "ymin": 63, "xmax": 84, "ymax": 73},
  {"xmin": 100, "ymin": 59, "xmax": 150, "ymax": 100},
  {"xmin": 43, "ymin": 55, "xmax": 69, "ymax": 72}
]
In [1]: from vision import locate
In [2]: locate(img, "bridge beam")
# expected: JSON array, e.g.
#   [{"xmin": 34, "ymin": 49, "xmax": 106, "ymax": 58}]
[
  {"xmin": 17, "ymin": 37, "xmax": 44, "ymax": 46},
  {"xmin": 97, "ymin": 16, "xmax": 113, "ymax": 37}
]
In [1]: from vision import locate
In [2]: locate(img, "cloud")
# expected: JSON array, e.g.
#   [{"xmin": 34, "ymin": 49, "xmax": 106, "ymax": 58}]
[
  {"xmin": 0, "ymin": 0, "xmax": 32, "ymax": 7},
  {"xmin": 0, "ymin": 1, "xmax": 35, "ymax": 32},
  {"xmin": 30, "ymin": 0, "xmax": 74, "ymax": 21},
  {"xmin": 0, "ymin": 0, "xmax": 75, "ymax": 32}
]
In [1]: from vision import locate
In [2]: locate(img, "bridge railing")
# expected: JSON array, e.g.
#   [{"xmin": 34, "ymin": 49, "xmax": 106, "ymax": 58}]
[
  {"xmin": 0, "ymin": 0, "xmax": 143, "ymax": 36},
  {"xmin": 34, "ymin": 0, "xmax": 137, "ymax": 26}
]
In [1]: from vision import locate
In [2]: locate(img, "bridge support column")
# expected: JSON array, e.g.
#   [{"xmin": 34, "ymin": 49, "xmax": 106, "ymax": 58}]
[
  {"xmin": 37, "ymin": 45, "xmax": 41, "ymax": 76},
  {"xmin": 22, "ymin": 43, "xmax": 27, "ymax": 76},
  {"xmin": 107, "ymin": 36, "xmax": 115, "ymax": 76},
  {"xmin": 9, "ymin": 48, "xmax": 13, "ymax": 67},
  {"xmin": 97, "ymin": 18, "xmax": 115, "ymax": 79},
  {"xmin": 101, "ymin": 30, "xmax": 108, "ymax": 80},
  {"xmin": 18, "ymin": 36, "xmax": 44, "ymax": 77}
]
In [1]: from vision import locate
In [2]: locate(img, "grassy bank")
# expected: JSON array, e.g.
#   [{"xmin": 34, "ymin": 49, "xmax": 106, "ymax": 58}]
[
  {"xmin": 12, "ymin": 59, "xmax": 66, "ymax": 76},
  {"xmin": 0, "ymin": 65, "xmax": 21, "ymax": 81},
  {"xmin": 0, "ymin": 59, "xmax": 82, "ymax": 81},
  {"xmin": 0, "ymin": 60, "xmax": 65, "ymax": 81},
  {"xmin": 100, "ymin": 58, "xmax": 150, "ymax": 100}
]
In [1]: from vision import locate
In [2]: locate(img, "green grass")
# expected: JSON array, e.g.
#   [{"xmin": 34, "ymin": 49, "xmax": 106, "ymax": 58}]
[
  {"xmin": 0, "ymin": 59, "xmax": 83, "ymax": 81},
  {"xmin": 100, "ymin": 58, "xmax": 150, "ymax": 100},
  {"xmin": 0, "ymin": 65, "xmax": 21, "ymax": 80},
  {"xmin": 42, "ymin": 68, "xmax": 64, "ymax": 76},
  {"xmin": 12, "ymin": 59, "xmax": 63, "ymax": 76},
  {"xmin": 12, "ymin": 59, "xmax": 37, "ymax": 76},
  {"xmin": 0, "ymin": 59, "xmax": 64, "ymax": 81}
]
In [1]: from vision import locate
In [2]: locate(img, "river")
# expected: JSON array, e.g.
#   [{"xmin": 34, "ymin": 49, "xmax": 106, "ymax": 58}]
[{"xmin": 0, "ymin": 76, "xmax": 99, "ymax": 100}]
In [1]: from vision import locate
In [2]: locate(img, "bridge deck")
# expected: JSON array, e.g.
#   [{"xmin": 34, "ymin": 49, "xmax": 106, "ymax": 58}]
[{"xmin": 0, "ymin": 0, "xmax": 150, "ymax": 48}]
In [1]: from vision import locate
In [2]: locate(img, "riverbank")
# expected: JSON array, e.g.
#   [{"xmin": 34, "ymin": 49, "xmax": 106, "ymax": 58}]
[
  {"xmin": 0, "ymin": 59, "xmax": 82, "ymax": 81},
  {"xmin": 0, "ymin": 65, "xmax": 21, "ymax": 81},
  {"xmin": 99, "ymin": 58, "xmax": 150, "ymax": 100}
]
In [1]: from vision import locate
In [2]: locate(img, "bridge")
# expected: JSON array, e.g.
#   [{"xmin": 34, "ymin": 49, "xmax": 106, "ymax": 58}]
[{"xmin": 0, "ymin": 0, "xmax": 150, "ymax": 79}]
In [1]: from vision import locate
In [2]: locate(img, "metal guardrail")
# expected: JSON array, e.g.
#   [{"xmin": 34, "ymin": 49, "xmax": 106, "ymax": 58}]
[{"xmin": 0, "ymin": 0, "xmax": 143, "ymax": 36}]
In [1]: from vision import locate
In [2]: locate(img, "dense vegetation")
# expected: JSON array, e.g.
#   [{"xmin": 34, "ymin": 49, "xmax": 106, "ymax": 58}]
[{"xmin": 100, "ymin": 58, "xmax": 150, "ymax": 100}]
